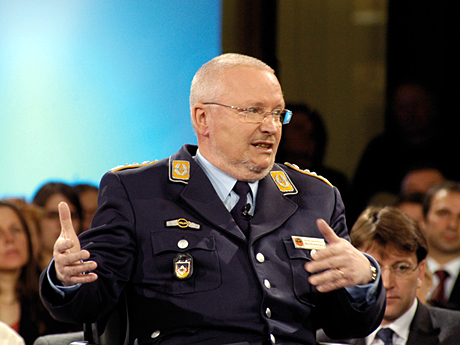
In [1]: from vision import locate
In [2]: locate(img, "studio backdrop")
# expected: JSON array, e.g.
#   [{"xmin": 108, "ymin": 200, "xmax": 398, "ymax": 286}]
[{"xmin": 0, "ymin": 0, "xmax": 221, "ymax": 200}]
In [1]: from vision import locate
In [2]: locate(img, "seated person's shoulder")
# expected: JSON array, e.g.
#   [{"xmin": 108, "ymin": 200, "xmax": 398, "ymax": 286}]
[
  {"xmin": 428, "ymin": 305, "xmax": 460, "ymax": 322},
  {"xmin": 280, "ymin": 162, "xmax": 334, "ymax": 188},
  {"xmin": 110, "ymin": 160, "xmax": 159, "ymax": 173}
]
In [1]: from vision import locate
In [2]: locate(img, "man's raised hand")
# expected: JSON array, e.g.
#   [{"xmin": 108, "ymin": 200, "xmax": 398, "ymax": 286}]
[
  {"xmin": 304, "ymin": 219, "xmax": 373, "ymax": 292},
  {"xmin": 53, "ymin": 202, "xmax": 98, "ymax": 286}
]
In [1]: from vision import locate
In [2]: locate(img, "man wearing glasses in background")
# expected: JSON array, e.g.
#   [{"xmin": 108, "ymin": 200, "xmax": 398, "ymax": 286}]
[
  {"xmin": 40, "ymin": 53, "xmax": 385, "ymax": 345},
  {"xmin": 318, "ymin": 206, "xmax": 460, "ymax": 344}
]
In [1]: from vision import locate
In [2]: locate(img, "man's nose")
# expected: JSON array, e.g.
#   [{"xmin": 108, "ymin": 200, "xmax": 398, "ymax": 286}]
[
  {"xmin": 259, "ymin": 114, "xmax": 279, "ymax": 134},
  {"xmin": 382, "ymin": 268, "xmax": 396, "ymax": 289},
  {"xmin": 2, "ymin": 231, "xmax": 15, "ymax": 243},
  {"xmin": 448, "ymin": 215, "xmax": 460, "ymax": 230}
]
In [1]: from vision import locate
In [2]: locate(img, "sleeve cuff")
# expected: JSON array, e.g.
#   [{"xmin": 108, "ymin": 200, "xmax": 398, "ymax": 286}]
[
  {"xmin": 344, "ymin": 253, "xmax": 381, "ymax": 306},
  {"xmin": 46, "ymin": 258, "xmax": 82, "ymax": 298}
]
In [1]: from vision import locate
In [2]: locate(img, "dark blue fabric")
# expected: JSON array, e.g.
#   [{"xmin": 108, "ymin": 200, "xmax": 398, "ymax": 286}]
[
  {"xmin": 231, "ymin": 181, "xmax": 251, "ymax": 235},
  {"xmin": 40, "ymin": 144, "xmax": 385, "ymax": 344}
]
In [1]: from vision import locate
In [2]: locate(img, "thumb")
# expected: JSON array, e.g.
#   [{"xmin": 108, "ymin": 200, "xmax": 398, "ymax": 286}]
[
  {"xmin": 58, "ymin": 202, "xmax": 74, "ymax": 239},
  {"xmin": 58, "ymin": 202, "xmax": 80, "ymax": 252},
  {"xmin": 316, "ymin": 218, "xmax": 340, "ymax": 244}
]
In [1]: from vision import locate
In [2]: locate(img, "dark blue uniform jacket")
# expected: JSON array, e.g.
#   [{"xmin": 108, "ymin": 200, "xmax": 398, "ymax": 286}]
[{"xmin": 40, "ymin": 145, "xmax": 385, "ymax": 344}]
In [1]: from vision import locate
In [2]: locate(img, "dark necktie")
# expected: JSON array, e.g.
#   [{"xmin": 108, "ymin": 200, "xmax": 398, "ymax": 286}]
[
  {"xmin": 431, "ymin": 270, "xmax": 450, "ymax": 304},
  {"xmin": 231, "ymin": 181, "xmax": 251, "ymax": 235},
  {"xmin": 376, "ymin": 328, "xmax": 394, "ymax": 345}
]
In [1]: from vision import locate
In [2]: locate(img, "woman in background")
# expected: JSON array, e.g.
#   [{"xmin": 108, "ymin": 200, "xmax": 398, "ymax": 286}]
[
  {"xmin": 0, "ymin": 201, "xmax": 80, "ymax": 344},
  {"xmin": 32, "ymin": 182, "xmax": 83, "ymax": 271}
]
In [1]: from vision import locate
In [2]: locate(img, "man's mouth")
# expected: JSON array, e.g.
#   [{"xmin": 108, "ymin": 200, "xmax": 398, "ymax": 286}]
[
  {"xmin": 441, "ymin": 231, "xmax": 459, "ymax": 241},
  {"xmin": 254, "ymin": 143, "xmax": 272, "ymax": 149}
]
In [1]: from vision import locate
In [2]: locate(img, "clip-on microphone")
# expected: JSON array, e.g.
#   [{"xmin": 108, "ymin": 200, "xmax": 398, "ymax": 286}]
[{"xmin": 242, "ymin": 203, "xmax": 252, "ymax": 221}]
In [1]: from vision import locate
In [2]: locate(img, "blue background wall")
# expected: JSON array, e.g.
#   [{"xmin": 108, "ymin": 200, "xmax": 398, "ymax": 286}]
[{"xmin": 0, "ymin": 0, "xmax": 221, "ymax": 200}]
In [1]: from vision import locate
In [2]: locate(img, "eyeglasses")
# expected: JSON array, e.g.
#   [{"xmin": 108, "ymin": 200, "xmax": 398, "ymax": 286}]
[
  {"xmin": 380, "ymin": 263, "xmax": 419, "ymax": 278},
  {"xmin": 203, "ymin": 102, "xmax": 292, "ymax": 125}
]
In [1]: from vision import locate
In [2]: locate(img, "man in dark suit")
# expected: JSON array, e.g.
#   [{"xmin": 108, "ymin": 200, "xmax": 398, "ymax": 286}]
[
  {"xmin": 317, "ymin": 206, "xmax": 460, "ymax": 345},
  {"xmin": 40, "ymin": 53, "xmax": 385, "ymax": 344},
  {"xmin": 421, "ymin": 181, "xmax": 460, "ymax": 310}
]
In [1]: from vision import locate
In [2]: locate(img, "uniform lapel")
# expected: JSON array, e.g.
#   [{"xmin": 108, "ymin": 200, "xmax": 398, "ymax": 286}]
[
  {"xmin": 180, "ymin": 165, "xmax": 298, "ymax": 241},
  {"xmin": 172, "ymin": 146, "xmax": 298, "ymax": 241},
  {"xmin": 176, "ymin": 158, "xmax": 246, "ymax": 240},
  {"xmin": 249, "ymin": 167, "xmax": 298, "ymax": 240}
]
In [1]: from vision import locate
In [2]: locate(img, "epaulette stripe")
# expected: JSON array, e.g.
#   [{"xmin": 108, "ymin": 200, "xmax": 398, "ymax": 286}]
[
  {"xmin": 111, "ymin": 160, "xmax": 158, "ymax": 173},
  {"xmin": 283, "ymin": 162, "xmax": 333, "ymax": 187}
]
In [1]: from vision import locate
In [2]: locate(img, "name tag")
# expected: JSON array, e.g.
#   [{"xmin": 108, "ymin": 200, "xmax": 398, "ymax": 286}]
[{"xmin": 291, "ymin": 236, "xmax": 326, "ymax": 250}]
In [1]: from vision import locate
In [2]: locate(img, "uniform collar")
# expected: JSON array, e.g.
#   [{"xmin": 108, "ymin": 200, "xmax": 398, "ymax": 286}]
[
  {"xmin": 194, "ymin": 149, "xmax": 258, "ymax": 210},
  {"xmin": 175, "ymin": 145, "xmax": 298, "ymax": 240}
]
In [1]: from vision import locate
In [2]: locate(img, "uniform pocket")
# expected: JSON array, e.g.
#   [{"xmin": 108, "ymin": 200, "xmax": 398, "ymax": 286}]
[
  {"xmin": 283, "ymin": 238, "xmax": 318, "ymax": 307},
  {"xmin": 148, "ymin": 231, "xmax": 222, "ymax": 294}
]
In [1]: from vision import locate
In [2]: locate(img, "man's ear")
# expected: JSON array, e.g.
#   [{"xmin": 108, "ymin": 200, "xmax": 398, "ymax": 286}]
[
  {"xmin": 417, "ymin": 260, "xmax": 427, "ymax": 288},
  {"xmin": 420, "ymin": 216, "xmax": 427, "ymax": 233},
  {"xmin": 191, "ymin": 104, "xmax": 210, "ymax": 137}
]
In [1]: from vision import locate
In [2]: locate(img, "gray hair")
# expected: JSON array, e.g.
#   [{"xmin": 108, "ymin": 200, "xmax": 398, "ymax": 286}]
[{"xmin": 189, "ymin": 53, "xmax": 275, "ymax": 111}]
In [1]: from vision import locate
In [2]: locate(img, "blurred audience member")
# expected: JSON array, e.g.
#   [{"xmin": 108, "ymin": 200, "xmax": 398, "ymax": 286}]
[
  {"xmin": 395, "ymin": 192, "xmax": 425, "ymax": 228},
  {"xmin": 367, "ymin": 166, "xmax": 444, "ymax": 225},
  {"xmin": 395, "ymin": 193, "xmax": 433, "ymax": 303},
  {"xmin": 1, "ymin": 198, "xmax": 42, "ymax": 262},
  {"xmin": 32, "ymin": 182, "xmax": 83, "ymax": 271},
  {"xmin": 0, "ymin": 321, "xmax": 25, "ymax": 345},
  {"xmin": 350, "ymin": 80, "xmax": 457, "ymax": 225},
  {"xmin": 277, "ymin": 103, "xmax": 350, "ymax": 203},
  {"xmin": 400, "ymin": 166, "xmax": 445, "ymax": 196},
  {"xmin": 0, "ymin": 201, "xmax": 79, "ymax": 345},
  {"xmin": 74, "ymin": 183, "xmax": 99, "ymax": 232},
  {"xmin": 422, "ymin": 181, "xmax": 460, "ymax": 310},
  {"xmin": 419, "ymin": 269, "xmax": 433, "ymax": 305},
  {"xmin": 317, "ymin": 206, "xmax": 460, "ymax": 344}
]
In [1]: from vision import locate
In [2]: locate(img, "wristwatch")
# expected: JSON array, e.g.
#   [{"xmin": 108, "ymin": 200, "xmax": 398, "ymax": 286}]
[{"xmin": 369, "ymin": 264, "xmax": 377, "ymax": 282}]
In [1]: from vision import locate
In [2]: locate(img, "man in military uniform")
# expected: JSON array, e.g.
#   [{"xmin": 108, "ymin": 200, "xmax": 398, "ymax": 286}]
[{"xmin": 40, "ymin": 53, "xmax": 385, "ymax": 344}]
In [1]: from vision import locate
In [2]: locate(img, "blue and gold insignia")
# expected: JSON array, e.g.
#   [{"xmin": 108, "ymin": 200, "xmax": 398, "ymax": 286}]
[
  {"xmin": 270, "ymin": 171, "xmax": 297, "ymax": 195},
  {"xmin": 169, "ymin": 160, "xmax": 190, "ymax": 182},
  {"xmin": 173, "ymin": 253, "xmax": 193, "ymax": 279}
]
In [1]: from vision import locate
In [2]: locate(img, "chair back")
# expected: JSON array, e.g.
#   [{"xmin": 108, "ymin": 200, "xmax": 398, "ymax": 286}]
[{"xmin": 83, "ymin": 291, "xmax": 130, "ymax": 345}]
